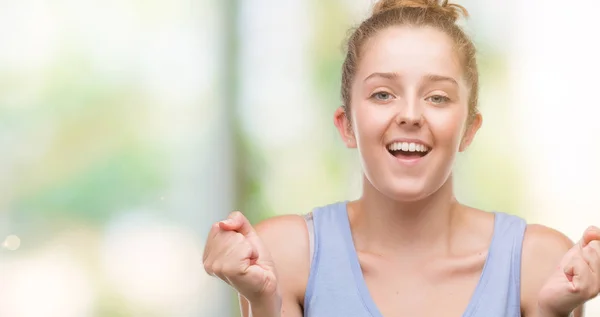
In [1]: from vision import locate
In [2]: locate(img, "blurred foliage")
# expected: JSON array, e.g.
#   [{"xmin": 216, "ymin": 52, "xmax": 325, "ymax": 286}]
[
  {"xmin": 312, "ymin": 0, "xmax": 355, "ymax": 182},
  {"xmin": 222, "ymin": 0, "xmax": 272, "ymax": 225},
  {"xmin": 14, "ymin": 145, "xmax": 165, "ymax": 222},
  {"xmin": 3, "ymin": 56, "xmax": 169, "ymax": 238}
]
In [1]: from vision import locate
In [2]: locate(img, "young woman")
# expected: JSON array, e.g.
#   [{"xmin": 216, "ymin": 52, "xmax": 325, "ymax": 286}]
[{"xmin": 202, "ymin": 0, "xmax": 600, "ymax": 316}]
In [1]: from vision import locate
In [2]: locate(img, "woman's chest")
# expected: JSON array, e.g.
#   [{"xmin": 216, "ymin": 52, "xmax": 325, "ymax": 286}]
[{"xmin": 359, "ymin": 252, "xmax": 488, "ymax": 317}]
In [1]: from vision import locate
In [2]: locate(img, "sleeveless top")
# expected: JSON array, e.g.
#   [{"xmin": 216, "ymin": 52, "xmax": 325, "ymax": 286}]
[{"xmin": 302, "ymin": 201, "xmax": 527, "ymax": 317}]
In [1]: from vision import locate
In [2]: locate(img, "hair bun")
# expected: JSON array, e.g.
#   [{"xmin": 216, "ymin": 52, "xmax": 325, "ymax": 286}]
[{"xmin": 372, "ymin": 0, "xmax": 469, "ymax": 23}]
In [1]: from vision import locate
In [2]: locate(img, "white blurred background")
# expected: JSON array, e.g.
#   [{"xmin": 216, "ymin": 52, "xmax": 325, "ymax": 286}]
[{"xmin": 0, "ymin": 0, "xmax": 598, "ymax": 316}]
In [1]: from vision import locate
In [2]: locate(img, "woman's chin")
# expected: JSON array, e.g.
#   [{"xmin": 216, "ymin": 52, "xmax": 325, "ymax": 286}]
[
  {"xmin": 388, "ymin": 181, "xmax": 455, "ymax": 203},
  {"xmin": 388, "ymin": 191, "xmax": 430, "ymax": 203},
  {"xmin": 365, "ymin": 175, "xmax": 447, "ymax": 203},
  {"xmin": 382, "ymin": 181, "xmax": 440, "ymax": 203}
]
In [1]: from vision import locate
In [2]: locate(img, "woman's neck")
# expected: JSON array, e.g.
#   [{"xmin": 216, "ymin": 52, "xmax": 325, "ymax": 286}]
[{"xmin": 348, "ymin": 175, "xmax": 462, "ymax": 257}]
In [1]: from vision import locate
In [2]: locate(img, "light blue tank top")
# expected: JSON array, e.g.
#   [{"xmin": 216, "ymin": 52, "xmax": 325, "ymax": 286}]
[{"xmin": 303, "ymin": 201, "xmax": 527, "ymax": 317}]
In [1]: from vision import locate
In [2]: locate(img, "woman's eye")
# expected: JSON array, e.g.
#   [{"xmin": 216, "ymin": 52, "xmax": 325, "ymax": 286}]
[
  {"xmin": 426, "ymin": 95, "xmax": 450, "ymax": 104},
  {"xmin": 371, "ymin": 91, "xmax": 393, "ymax": 101}
]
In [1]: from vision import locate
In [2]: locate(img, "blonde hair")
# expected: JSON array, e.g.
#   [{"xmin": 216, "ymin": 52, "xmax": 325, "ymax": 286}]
[{"xmin": 341, "ymin": 0, "xmax": 478, "ymax": 123}]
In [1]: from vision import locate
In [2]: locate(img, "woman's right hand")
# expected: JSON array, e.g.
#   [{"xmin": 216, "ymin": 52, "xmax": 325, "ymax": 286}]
[{"xmin": 202, "ymin": 211, "xmax": 280, "ymax": 306}]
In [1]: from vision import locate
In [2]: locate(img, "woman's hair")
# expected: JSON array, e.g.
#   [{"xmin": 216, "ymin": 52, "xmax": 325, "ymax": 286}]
[{"xmin": 341, "ymin": 0, "xmax": 478, "ymax": 124}]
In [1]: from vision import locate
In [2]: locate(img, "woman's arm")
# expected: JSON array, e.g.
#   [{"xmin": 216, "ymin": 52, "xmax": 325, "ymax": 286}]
[
  {"xmin": 240, "ymin": 215, "xmax": 311, "ymax": 317},
  {"xmin": 520, "ymin": 224, "xmax": 585, "ymax": 317}
]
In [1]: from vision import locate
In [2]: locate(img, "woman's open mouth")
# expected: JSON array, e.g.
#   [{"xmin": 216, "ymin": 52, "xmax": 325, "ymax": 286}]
[{"xmin": 386, "ymin": 141, "xmax": 431, "ymax": 159}]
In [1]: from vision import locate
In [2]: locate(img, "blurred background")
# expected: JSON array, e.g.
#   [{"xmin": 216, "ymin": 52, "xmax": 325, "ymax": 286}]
[{"xmin": 0, "ymin": 0, "xmax": 598, "ymax": 316}]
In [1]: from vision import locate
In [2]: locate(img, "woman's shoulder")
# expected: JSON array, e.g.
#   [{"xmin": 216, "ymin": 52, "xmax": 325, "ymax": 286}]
[
  {"xmin": 474, "ymin": 207, "xmax": 573, "ymax": 265},
  {"xmin": 254, "ymin": 213, "xmax": 311, "ymax": 267},
  {"xmin": 254, "ymin": 213, "xmax": 312, "ymax": 301},
  {"xmin": 252, "ymin": 200, "xmax": 348, "ymax": 269},
  {"xmin": 468, "ymin": 207, "xmax": 573, "ymax": 275},
  {"xmin": 520, "ymin": 223, "xmax": 574, "ymax": 313},
  {"xmin": 523, "ymin": 223, "xmax": 574, "ymax": 254},
  {"xmin": 521, "ymin": 223, "xmax": 573, "ymax": 274},
  {"xmin": 521, "ymin": 223, "xmax": 573, "ymax": 281}
]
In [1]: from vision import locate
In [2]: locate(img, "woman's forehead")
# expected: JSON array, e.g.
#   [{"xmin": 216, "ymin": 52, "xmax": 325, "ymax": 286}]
[{"xmin": 357, "ymin": 26, "xmax": 463, "ymax": 82}]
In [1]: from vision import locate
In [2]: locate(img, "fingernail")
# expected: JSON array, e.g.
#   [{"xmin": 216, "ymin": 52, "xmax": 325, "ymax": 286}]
[{"xmin": 221, "ymin": 219, "xmax": 233, "ymax": 225}]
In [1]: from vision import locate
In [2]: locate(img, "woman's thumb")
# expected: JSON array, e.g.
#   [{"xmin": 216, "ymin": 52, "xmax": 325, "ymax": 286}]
[{"xmin": 219, "ymin": 211, "xmax": 256, "ymax": 237}]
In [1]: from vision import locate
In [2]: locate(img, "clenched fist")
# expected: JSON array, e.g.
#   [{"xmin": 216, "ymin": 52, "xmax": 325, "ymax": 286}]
[
  {"xmin": 538, "ymin": 226, "xmax": 600, "ymax": 316},
  {"xmin": 202, "ymin": 212, "xmax": 279, "ymax": 304}
]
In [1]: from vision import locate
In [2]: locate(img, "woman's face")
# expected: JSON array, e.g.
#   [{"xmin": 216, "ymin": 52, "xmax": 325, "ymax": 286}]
[{"xmin": 335, "ymin": 25, "xmax": 482, "ymax": 202}]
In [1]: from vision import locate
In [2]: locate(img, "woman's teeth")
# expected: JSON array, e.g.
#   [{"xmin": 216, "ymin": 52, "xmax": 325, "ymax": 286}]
[{"xmin": 387, "ymin": 142, "xmax": 429, "ymax": 153}]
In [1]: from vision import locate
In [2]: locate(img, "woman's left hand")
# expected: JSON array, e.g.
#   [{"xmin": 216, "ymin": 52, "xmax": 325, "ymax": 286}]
[{"xmin": 537, "ymin": 226, "xmax": 600, "ymax": 316}]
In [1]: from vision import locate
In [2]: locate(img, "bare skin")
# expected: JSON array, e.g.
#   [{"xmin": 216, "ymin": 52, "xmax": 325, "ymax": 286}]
[{"xmin": 204, "ymin": 25, "xmax": 599, "ymax": 317}]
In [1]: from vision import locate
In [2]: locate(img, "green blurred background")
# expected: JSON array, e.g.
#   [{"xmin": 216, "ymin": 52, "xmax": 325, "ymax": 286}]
[{"xmin": 1, "ymin": 0, "xmax": 598, "ymax": 316}]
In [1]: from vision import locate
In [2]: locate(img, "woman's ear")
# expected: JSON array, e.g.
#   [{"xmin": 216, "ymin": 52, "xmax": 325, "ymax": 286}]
[
  {"xmin": 334, "ymin": 106, "xmax": 357, "ymax": 148},
  {"xmin": 459, "ymin": 113, "xmax": 482, "ymax": 152}
]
